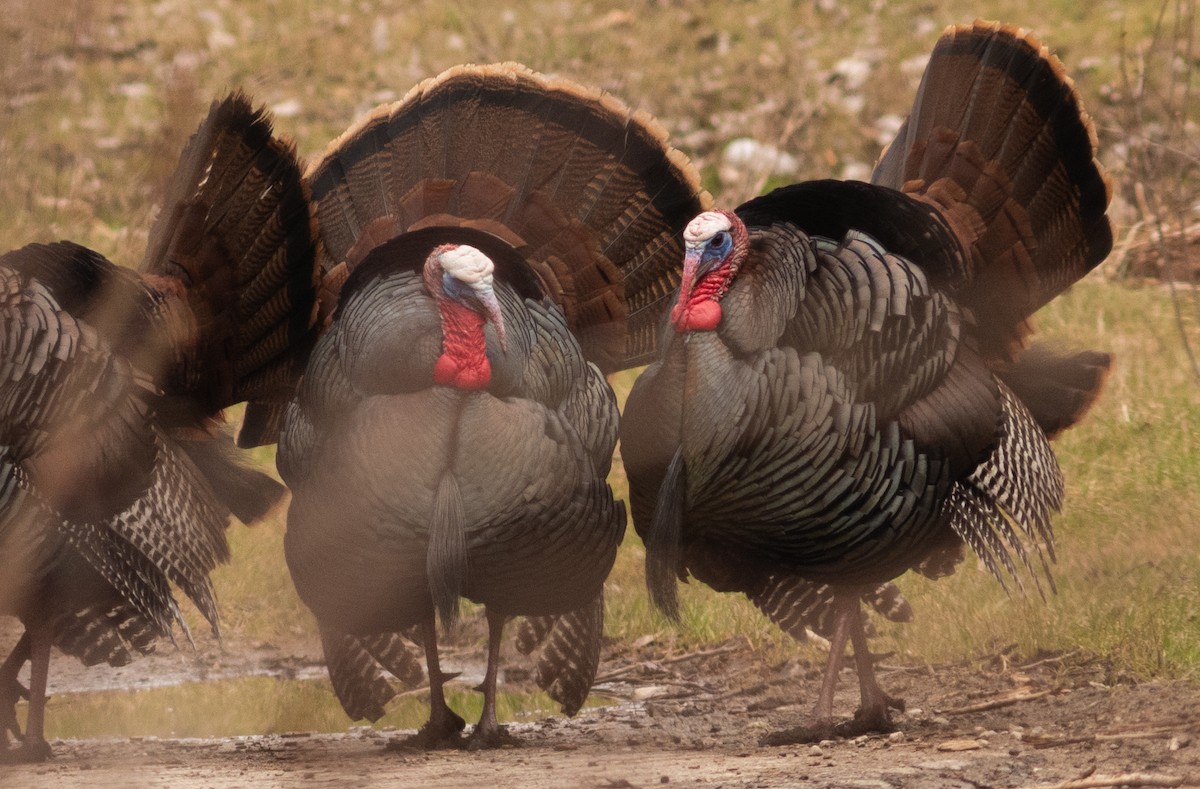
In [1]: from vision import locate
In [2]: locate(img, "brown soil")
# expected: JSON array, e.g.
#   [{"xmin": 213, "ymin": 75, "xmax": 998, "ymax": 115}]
[{"xmin": 5, "ymin": 634, "xmax": 1200, "ymax": 788}]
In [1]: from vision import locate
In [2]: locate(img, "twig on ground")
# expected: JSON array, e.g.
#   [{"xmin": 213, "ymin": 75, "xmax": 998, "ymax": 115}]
[
  {"xmin": 593, "ymin": 642, "xmax": 745, "ymax": 683},
  {"xmin": 1017, "ymin": 651, "xmax": 1081, "ymax": 672},
  {"xmin": 1028, "ymin": 724, "xmax": 1200, "ymax": 749},
  {"xmin": 1018, "ymin": 772, "xmax": 1186, "ymax": 789},
  {"xmin": 939, "ymin": 688, "xmax": 1058, "ymax": 715}
]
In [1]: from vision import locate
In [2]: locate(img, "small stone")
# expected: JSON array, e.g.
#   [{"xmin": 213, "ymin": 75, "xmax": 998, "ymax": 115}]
[
  {"xmin": 1169, "ymin": 735, "xmax": 1191, "ymax": 751},
  {"xmin": 887, "ymin": 731, "xmax": 906, "ymax": 744},
  {"xmin": 852, "ymin": 735, "xmax": 869, "ymax": 747},
  {"xmin": 819, "ymin": 739, "xmax": 836, "ymax": 748},
  {"xmin": 808, "ymin": 745, "xmax": 823, "ymax": 757},
  {"xmin": 906, "ymin": 707, "xmax": 924, "ymax": 718},
  {"xmin": 932, "ymin": 716, "xmax": 950, "ymax": 726},
  {"xmin": 937, "ymin": 738, "xmax": 984, "ymax": 752}
]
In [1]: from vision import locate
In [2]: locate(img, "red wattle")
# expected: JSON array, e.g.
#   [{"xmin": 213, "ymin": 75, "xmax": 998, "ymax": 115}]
[
  {"xmin": 673, "ymin": 299, "xmax": 723, "ymax": 332},
  {"xmin": 433, "ymin": 354, "xmax": 460, "ymax": 386},
  {"xmin": 455, "ymin": 366, "xmax": 491, "ymax": 390}
]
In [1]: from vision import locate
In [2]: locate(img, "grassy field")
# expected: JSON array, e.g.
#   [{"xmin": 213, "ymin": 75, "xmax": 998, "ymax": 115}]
[{"xmin": 3, "ymin": 0, "xmax": 1200, "ymax": 733}]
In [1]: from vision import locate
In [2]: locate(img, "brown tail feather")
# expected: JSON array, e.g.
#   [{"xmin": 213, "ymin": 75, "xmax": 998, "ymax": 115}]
[
  {"xmin": 141, "ymin": 92, "xmax": 319, "ymax": 417},
  {"xmin": 513, "ymin": 595, "xmax": 604, "ymax": 716},
  {"xmin": 306, "ymin": 64, "xmax": 708, "ymax": 372},
  {"xmin": 873, "ymin": 21, "xmax": 1112, "ymax": 354},
  {"xmin": 995, "ymin": 344, "xmax": 1112, "ymax": 438},
  {"xmin": 318, "ymin": 627, "xmax": 397, "ymax": 722},
  {"xmin": 175, "ymin": 430, "xmax": 286, "ymax": 524}
]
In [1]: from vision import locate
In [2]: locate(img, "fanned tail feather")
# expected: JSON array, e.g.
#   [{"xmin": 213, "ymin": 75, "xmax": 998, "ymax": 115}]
[
  {"xmin": 514, "ymin": 594, "xmax": 604, "ymax": 716},
  {"xmin": 946, "ymin": 381, "xmax": 1063, "ymax": 595},
  {"xmin": 306, "ymin": 64, "xmax": 707, "ymax": 372},
  {"xmin": 873, "ymin": 21, "xmax": 1113, "ymax": 353},
  {"xmin": 319, "ymin": 627, "xmax": 424, "ymax": 722},
  {"xmin": 140, "ymin": 92, "xmax": 319, "ymax": 427}
]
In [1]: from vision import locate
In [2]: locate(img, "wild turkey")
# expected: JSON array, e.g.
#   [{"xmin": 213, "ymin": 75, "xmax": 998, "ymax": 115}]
[
  {"xmin": 0, "ymin": 94, "xmax": 318, "ymax": 762},
  {"xmin": 621, "ymin": 21, "xmax": 1113, "ymax": 744},
  {"xmin": 279, "ymin": 64, "xmax": 707, "ymax": 747}
]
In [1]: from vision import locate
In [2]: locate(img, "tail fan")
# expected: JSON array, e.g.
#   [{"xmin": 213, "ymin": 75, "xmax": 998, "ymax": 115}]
[
  {"xmin": 139, "ymin": 92, "xmax": 320, "ymax": 427},
  {"xmin": 306, "ymin": 64, "xmax": 708, "ymax": 372},
  {"xmin": 995, "ymin": 344, "xmax": 1112, "ymax": 438},
  {"xmin": 319, "ymin": 627, "xmax": 425, "ymax": 722},
  {"xmin": 946, "ymin": 381, "xmax": 1063, "ymax": 595},
  {"xmin": 175, "ymin": 430, "xmax": 286, "ymax": 525},
  {"xmin": 873, "ymin": 21, "xmax": 1112, "ymax": 353},
  {"xmin": 514, "ymin": 594, "xmax": 604, "ymax": 716}
]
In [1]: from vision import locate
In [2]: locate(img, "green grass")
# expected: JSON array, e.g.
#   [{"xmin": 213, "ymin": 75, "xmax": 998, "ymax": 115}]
[{"xmin": 3, "ymin": 0, "xmax": 1200, "ymax": 737}]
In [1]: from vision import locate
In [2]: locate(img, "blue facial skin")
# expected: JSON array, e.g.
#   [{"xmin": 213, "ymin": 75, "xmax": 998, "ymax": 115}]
[
  {"xmin": 700, "ymin": 230, "xmax": 732, "ymax": 273},
  {"xmin": 442, "ymin": 271, "xmax": 473, "ymax": 304}
]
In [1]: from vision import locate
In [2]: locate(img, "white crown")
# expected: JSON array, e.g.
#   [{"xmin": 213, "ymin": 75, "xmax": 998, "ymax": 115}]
[
  {"xmin": 684, "ymin": 212, "xmax": 732, "ymax": 244},
  {"xmin": 438, "ymin": 245, "xmax": 495, "ymax": 292}
]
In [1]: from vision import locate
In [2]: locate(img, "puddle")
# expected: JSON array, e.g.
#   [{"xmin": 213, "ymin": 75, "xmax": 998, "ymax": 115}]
[{"xmin": 24, "ymin": 675, "xmax": 597, "ymax": 740}]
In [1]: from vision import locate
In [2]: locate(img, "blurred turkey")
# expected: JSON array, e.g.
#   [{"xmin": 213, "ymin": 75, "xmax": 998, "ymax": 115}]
[
  {"xmin": 622, "ymin": 21, "xmax": 1113, "ymax": 743},
  {"xmin": 0, "ymin": 94, "xmax": 318, "ymax": 762},
  {"xmin": 279, "ymin": 64, "xmax": 706, "ymax": 747}
]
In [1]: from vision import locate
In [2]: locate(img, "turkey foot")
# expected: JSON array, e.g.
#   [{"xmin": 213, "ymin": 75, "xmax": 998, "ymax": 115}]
[
  {"xmin": 387, "ymin": 616, "xmax": 466, "ymax": 751},
  {"xmin": 0, "ymin": 629, "xmax": 51, "ymax": 762},
  {"xmin": 465, "ymin": 609, "xmax": 520, "ymax": 751},
  {"xmin": 761, "ymin": 594, "xmax": 902, "ymax": 746},
  {"xmin": 389, "ymin": 705, "xmax": 467, "ymax": 751},
  {"xmin": 0, "ymin": 676, "xmax": 29, "ymax": 747},
  {"xmin": 465, "ymin": 721, "xmax": 520, "ymax": 751},
  {"xmin": 0, "ymin": 634, "xmax": 30, "ymax": 747},
  {"xmin": 0, "ymin": 737, "xmax": 53, "ymax": 764}
]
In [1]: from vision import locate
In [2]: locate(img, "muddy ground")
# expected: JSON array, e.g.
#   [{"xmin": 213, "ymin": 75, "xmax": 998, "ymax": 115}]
[{"xmin": 4, "ymin": 631, "xmax": 1200, "ymax": 788}]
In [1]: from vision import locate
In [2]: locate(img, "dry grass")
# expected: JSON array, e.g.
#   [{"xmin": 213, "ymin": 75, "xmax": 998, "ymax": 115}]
[{"xmin": 2, "ymin": 0, "xmax": 1199, "ymax": 709}]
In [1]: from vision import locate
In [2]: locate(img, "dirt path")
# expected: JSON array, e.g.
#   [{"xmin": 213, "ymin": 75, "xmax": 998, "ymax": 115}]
[{"xmin": 6, "ymin": 639, "xmax": 1200, "ymax": 788}]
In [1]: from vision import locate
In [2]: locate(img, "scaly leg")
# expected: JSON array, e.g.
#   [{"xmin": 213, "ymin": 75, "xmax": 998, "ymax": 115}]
[
  {"xmin": 467, "ymin": 609, "xmax": 518, "ymax": 750},
  {"xmin": 0, "ymin": 625, "xmax": 51, "ymax": 763},
  {"xmin": 393, "ymin": 614, "xmax": 464, "ymax": 750},
  {"xmin": 841, "ymin": 600, "xmax": 904, "ymax": 734},
  {"xmin": 0, "ymin": 631, "xmax": 31, "ymax": 749},
  {"xmin": 761, "ymin": 595, "xmax": 855, "ymax": 746}
]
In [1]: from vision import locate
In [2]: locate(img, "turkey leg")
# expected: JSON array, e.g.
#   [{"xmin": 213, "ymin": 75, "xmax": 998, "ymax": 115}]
[
  {"xmin": 761, "ymin": 595, "xmax": 854, "ymax": 745},
  {"xmin": 467, "ymin": 609, "xmax": 518, "ymax": 749},
  {"xmin": 845, "ymin": 598, "xmax": 904, "ymax": 732},
  {"xmin": 409, "ymin": 614, "xmax": 465, "ymax": 748},
  {"xmin": 0, "ymin": 631, "xmax": 30, "ymax": 748},
  {"xmin": 0, "ymin": 625, "xmax": 51, "ymax": 763}
]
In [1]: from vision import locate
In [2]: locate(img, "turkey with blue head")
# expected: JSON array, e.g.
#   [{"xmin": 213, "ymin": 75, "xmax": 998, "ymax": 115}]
[{"xmin": 621, "ymin": 21, "xmax": 1114, "ymax": 744}]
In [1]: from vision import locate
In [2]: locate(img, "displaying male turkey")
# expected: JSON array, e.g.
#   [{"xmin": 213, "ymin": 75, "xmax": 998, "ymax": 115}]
[
  {"xmin": 621, "ymin": 21, "xmax": 1113, "ymax": 744},
  {"xmin": 279, "ymin": 64, "xmax": 707, "ymax": 747},
  {"xmin": 0, "ymin": 94, "xmax": 318, "ymax": 762}
]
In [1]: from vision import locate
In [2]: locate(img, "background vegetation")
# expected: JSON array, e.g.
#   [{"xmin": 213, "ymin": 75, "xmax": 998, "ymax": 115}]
[{"xmin": 2, "ymin": 0, "xmax": 1198, "ymax": 735}]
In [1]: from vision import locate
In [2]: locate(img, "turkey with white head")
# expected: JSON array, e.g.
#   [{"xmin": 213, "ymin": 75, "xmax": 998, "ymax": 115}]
[
  {"xmin": 278, "ymin": 64, "xmax": 707, "ymax": 747},
  {"xmin": 621, "ymin": 21, "xmax": 1114, "ymax": 744}
]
